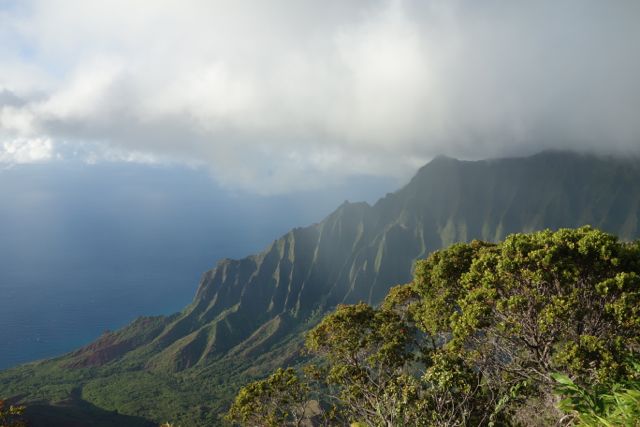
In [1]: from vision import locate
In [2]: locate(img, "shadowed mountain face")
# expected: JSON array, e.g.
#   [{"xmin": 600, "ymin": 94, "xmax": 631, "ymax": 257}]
[{"xmin": 2, "ymin": 151, "xmax": 640, "ymax": 425}]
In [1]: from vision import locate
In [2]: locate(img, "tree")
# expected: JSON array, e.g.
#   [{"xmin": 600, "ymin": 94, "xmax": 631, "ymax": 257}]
[
  {"xmin": 412, "ymin": 226, "xmax": 640, "ymax": 421},
  {"xmin": 305, "ymin": 302, "xmax": 423, "ymax": 426},
  {"xmin": 227, "ymin": 227, "xmax": 640, "ymax": 426},
  {"xmin": 225, "ymin": 368, "xmax": 311, "ymax": 427}
]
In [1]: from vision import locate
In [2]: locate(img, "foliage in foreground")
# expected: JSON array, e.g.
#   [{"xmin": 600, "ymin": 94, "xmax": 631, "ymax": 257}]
[
  {"xmin": 224, "ymin": 367, "xmax": 312, "ymax": 427},
  {"xmin": 226, "ymin": 227, "xmax": 640, "ymax": 426},
  {"xmin": 0, "ymin": 399, "xmax": 26, "ymax": 427},
  {"xmin": 553, "ymin": 362, "xmax": 640, "ymax": 427}
]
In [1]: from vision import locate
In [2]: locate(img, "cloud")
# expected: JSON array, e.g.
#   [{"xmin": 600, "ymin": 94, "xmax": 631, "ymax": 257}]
[
  {"xmin": 1, "ymin": 0, "xmax": 639, "ymax": 192},
  {"xmin": 0, "ymin": 138, "xmax": 53, "ymax": 164}
]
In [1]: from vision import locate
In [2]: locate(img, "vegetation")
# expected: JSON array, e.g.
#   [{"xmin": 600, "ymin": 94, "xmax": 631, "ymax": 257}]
[
  {"xmin": 0, "ymin": 399, "xmax": 26, "ymax": 427},
  {"xmin": 2, "ymin": 153, "xmax": 640, "ymax": 426},
  {"xmin": 552, "ymin": 362, "xmax": 640, "ymax": 426},
  {"xmin": 228, "ymin": 227, "xmax": 640, "ymax": 426},
  {"xmin": 224, "ymin": 368, "xmax": 312, "ymax": 427}
]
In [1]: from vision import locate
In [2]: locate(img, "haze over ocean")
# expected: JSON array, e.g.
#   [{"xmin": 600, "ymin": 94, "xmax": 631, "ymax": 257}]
[{"xmin": 0, "ymin": 162, "xmax": 394, "ymax": 369}]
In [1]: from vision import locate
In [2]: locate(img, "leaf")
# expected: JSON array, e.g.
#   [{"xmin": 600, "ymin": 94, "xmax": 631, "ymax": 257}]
[{"xmin": 551, "ymin": 373, "xmax": 575, "ymax": 386}]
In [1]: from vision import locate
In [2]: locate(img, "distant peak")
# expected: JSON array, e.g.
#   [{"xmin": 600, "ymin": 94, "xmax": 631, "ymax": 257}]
[
  {"xmin": 337, "ymin": 199, "xmax": 370, "ymax": 208},
  {"xmin": 429, "ymin": 154, "xmax": 458, "ymax": 163},
  {"xmin": 334, "ymin": 200, "xmax": 371, "ymax": 217},
  {"xmin": 412, "ymin": 154, "xmax": 460, "ymax": 176}
]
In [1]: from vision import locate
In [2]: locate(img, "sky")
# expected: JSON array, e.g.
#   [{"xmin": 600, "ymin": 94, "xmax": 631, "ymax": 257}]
[{"xmin": 1, "ymin": 0, "xmax": 640, "ymax": 194}]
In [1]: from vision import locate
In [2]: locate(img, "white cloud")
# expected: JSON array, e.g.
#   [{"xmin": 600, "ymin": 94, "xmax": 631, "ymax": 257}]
[
  {"xmin": 0, "ymin": 138, "xmax": 53, "ymax": 164},
  {"xmin": 0, "ymin": 105, "xmax": 36, "ymax": 135},
  {"xmin": 36, "ymin": 58, "xmax": 125, "ymax": 121},
  {"xmin": 0, "ymin": 0, "xmax": 639, "ymax": 193}
]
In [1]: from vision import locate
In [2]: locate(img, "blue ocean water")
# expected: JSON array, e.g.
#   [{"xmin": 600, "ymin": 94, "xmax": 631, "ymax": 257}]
[{"xmin": 0, "ymin": 162, "xmax": 394, "ymax": 369}]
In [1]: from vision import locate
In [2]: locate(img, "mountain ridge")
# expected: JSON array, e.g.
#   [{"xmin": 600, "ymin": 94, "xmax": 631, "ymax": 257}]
[{"xmin": 2, "ymin": 150, "xmax": 640, "ymax": 426}]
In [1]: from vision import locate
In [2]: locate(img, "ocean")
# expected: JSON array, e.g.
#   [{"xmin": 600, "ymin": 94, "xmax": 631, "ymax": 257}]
[{"xmin": 0, "ymin": 162, "xmax": 394, "ymax": 369}]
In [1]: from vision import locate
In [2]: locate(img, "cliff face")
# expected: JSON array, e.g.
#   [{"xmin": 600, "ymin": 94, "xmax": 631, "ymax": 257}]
[
  {"xmin": 69, "ymin": 151, "xmax": 640, "ymax": 373},
  {"xmin": 3, "ymin": 151, "xmax": 640, "ymax": 425}
]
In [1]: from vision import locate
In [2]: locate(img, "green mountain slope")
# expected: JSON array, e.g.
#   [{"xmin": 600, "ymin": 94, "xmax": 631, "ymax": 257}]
[{"xmin": 2, "ymin": 151, "xmax": 640, "ymax": 426}]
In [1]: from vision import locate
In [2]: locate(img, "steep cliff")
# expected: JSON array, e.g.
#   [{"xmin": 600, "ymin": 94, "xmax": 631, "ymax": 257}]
[{"xmin": 3, "ymin": 151, "xmax": 640, "ymax": 426}]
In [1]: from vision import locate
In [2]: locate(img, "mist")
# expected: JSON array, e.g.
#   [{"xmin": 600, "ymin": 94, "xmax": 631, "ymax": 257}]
[{"xmin": 1, "ymin": 0, "xmax": 639, "ymax": 193}]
